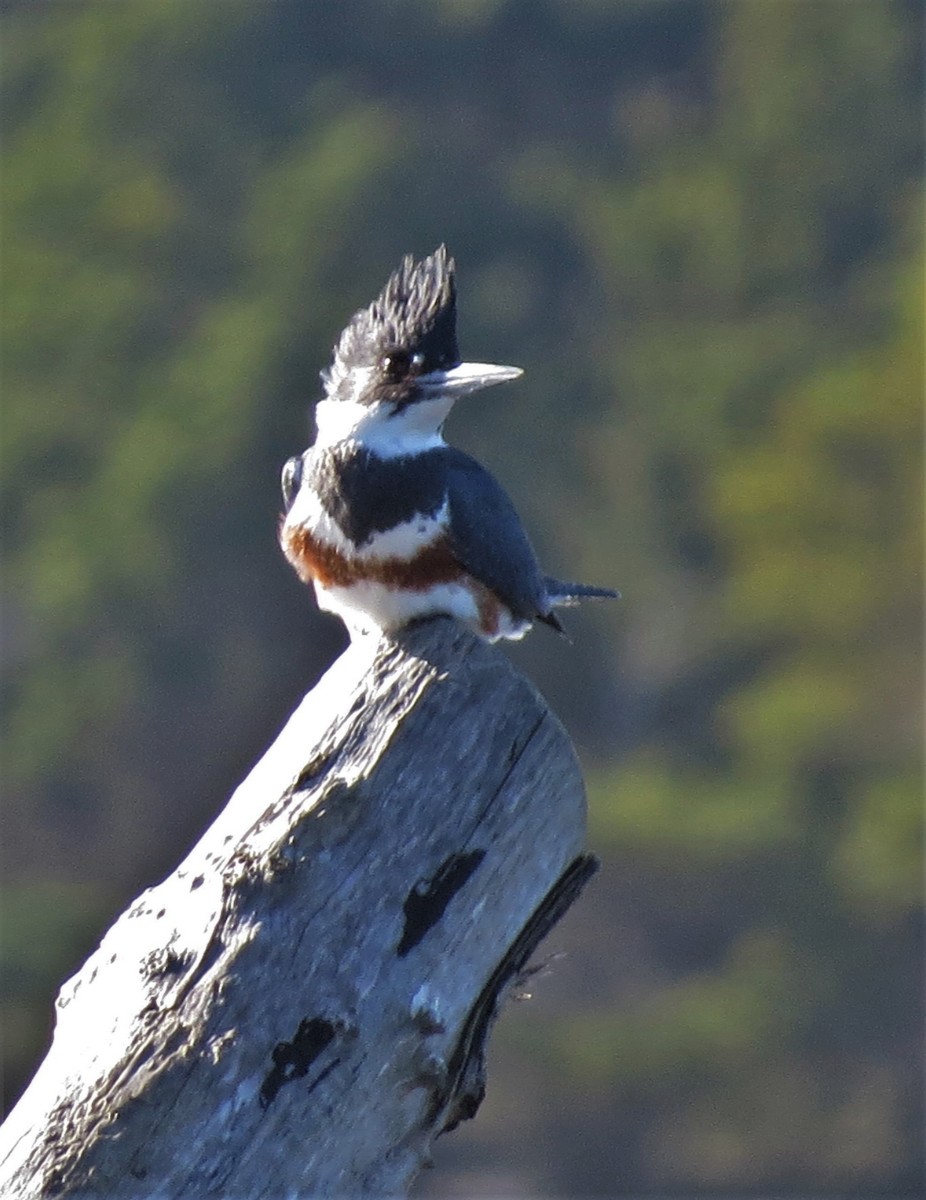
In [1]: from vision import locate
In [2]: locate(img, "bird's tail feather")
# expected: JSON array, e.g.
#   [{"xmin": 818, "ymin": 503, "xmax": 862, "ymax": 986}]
[{"xmin": 545, "ymin": 577, "xmax": 620, "ymax": 607}]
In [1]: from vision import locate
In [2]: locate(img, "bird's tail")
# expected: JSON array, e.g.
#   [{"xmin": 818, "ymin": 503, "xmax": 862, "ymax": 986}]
[{"xmin": 544, "ymin": 577, "xmax": 620, "ymax": 606}]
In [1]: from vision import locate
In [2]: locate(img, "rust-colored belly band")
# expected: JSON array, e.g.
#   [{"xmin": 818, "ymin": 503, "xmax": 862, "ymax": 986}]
[{"xmin": 280, "ymin": 523, "xmax": 463, "ymax": 592}]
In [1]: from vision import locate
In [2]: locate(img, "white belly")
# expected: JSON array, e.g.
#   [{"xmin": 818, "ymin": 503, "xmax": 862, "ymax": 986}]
[{"xmin": 315, "ymin": 579, "xmax": 530, "ymax": 642}]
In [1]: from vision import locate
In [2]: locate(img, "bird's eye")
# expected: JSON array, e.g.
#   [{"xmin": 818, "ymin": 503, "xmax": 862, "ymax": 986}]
[
  {"xmin": 383, "ymin": 351, "xmax": 409, "ymax": 381},
  {"xmin": 383, "ymin": 351, "xmax": 425, "ymax": 382}
]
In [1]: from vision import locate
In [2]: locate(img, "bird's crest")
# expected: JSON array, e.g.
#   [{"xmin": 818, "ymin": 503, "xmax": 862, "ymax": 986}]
[{"xmin": 326, "ymin": 246, "xmax": 460, "ymax": 397}]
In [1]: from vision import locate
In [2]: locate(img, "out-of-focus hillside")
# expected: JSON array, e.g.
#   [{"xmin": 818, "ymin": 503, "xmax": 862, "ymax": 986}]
[{"xmin": 1, "ymin": 2, "xmax": 922, "ymax": 1195}]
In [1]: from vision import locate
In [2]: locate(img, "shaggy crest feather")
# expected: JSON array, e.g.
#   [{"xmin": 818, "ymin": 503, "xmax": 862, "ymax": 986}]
[{"xmin": 325, "ymin": 246, "xmax": 460, "ymax": 399}]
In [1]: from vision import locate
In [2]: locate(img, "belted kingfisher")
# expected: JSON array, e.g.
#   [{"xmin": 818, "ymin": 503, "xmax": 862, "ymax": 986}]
[{"xmin": 279, "ymin": 246, "xmax": 618, "ymax": 641}]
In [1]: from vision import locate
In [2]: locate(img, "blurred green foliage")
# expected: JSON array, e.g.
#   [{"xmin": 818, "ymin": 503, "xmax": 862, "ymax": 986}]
[{"xmin": 1, "ymin": 1, "xmax": 921, "ymax": 1195}]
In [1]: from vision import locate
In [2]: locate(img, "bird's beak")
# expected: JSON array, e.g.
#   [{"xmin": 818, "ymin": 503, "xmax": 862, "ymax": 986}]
[{"xmin": 418, "ymin": 362, "xmax": 523, "ymax": 399}]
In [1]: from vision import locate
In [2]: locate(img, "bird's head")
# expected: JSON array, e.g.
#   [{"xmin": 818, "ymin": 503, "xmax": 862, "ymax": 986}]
[{"xmin": 315, "ymin": 246, "xmax": 522, "ymax": 452}]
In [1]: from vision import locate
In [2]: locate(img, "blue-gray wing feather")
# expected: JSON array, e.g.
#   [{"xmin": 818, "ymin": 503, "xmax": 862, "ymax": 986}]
[{"xmin": 443, "ymin": 449, "xmax": 550, "ymax": 621}]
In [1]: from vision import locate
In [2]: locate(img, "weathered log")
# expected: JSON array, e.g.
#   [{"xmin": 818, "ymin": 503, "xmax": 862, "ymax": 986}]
[{"xmin": 0, "ymin": 617, "xmax": 596, "ymax": 1198}]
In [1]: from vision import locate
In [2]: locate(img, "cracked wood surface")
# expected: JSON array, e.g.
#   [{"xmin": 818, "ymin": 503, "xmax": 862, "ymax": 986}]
[{"xmin": 0, "ymin": 618, "xmax": 594, "ymax": 1199}]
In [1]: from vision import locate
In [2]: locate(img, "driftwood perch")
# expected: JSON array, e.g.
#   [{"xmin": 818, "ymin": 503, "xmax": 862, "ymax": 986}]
[{"xmin": 0, "ymin": 617, "xmax": 596, "ymax": 1198}]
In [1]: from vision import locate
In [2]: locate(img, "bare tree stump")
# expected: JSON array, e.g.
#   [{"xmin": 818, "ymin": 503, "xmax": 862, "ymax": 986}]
[{"xmin": 0, "ymin": 617, "xmax": 596, "ymax": 1198}]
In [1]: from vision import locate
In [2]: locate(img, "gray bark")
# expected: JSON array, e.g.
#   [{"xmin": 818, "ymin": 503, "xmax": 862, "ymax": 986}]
[{"xmin": 0, "ymin": 617, "xmax": 596, "ymax": 1199}]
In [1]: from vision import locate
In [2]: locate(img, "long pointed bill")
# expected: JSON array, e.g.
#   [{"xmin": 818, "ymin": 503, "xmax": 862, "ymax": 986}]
[{"xmin": 418, "ymin": 361, "xmax": 523, "ymax": 399}]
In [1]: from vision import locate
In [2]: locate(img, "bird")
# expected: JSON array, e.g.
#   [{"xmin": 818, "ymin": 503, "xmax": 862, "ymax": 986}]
[{"xmin": 278, "ymin": 246, "xmax": 618, "ymax": 642}]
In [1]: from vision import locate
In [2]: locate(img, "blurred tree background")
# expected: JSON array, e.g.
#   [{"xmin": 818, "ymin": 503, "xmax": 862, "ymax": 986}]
[{"xmin": 1, "ymin": 1, "xmax": 922, "ymax": 1195}]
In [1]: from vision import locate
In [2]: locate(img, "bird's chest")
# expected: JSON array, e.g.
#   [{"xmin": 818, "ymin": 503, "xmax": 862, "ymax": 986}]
[{"xmin": 279, "ymin": 445, "xmax": 456, "ymax": 589}]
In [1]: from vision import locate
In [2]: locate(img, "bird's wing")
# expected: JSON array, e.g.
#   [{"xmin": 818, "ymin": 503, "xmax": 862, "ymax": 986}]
[
  {"xmin": 280, "ymin": 454, "xmax": 304, "ymax": 513},
  {"xmin": 443, "ymin": 448, "xmax": 551, "ymax": 622}
]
